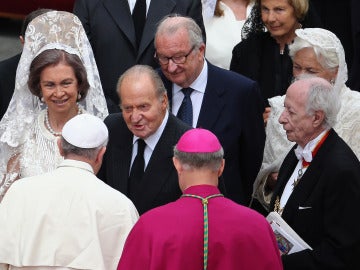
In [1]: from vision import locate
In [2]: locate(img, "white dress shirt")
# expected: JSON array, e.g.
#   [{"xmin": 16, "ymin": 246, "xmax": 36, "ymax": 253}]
[{"xmin": 128, "ymin": 0, "xmax": 151, "ymax": 14}]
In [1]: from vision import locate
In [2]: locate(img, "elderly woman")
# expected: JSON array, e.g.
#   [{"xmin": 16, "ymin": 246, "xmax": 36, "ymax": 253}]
[
  {"xmin": 0, "ymin": 11, "xmax": 108, "ymax": 200},
  {"xmin": 230, "ymin": 0, "xmax": 320, "ymax": 114},
  {"xmin": 252, "ymin": 28, "xmax": 360, "ymax": 211}
]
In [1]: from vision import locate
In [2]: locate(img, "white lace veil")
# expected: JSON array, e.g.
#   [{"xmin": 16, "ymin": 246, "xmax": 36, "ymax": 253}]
[
  {"xmin": 0, "ymin": 11, "xmax": 108, "ymax": 193},
  {"xmin": 294, "ymin": 28, "xmax": 348, "ymax": 94}
]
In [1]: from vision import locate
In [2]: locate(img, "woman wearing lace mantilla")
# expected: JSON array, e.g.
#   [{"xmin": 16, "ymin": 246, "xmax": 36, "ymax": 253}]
[
  {"xmin": 0, "ymin": 11, "xmax": 108, "ymax": 201},
  {"xmin": 251, "ymin": 28, "xmax": 360, "ymax": 211}
]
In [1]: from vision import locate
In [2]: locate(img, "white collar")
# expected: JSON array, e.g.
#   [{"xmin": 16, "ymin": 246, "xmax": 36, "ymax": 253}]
[
  {"xmin": 294, "ymin": 129, "xmax": 329, "ymax": 162},
  {"xmin": 57, "ymin": 159, "xmax": 94, "ymax": 174}
]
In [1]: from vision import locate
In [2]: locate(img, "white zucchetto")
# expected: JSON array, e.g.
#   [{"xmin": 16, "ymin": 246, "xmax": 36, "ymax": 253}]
[{"xmin": 62, "ymin": 114, "xmax": 108, "ymax": 148}]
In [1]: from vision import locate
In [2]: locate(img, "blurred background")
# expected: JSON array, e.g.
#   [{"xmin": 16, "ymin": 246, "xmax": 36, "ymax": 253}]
[
  {"xmin": 0, "ymin": 18, "xmax": 22, "ymax": 61},
  {"xmin": 0, "ymin": 0, "xmax": 75, "ymax": 60}
]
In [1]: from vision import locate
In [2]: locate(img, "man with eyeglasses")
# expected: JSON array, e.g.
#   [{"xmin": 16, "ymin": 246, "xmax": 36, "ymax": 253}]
[
  {"xmin": 155, "ymin": 15, "xmax": 266, "ymax": 206},
  {"xmin": 97, "ymin": 65, "xmax": 191, "ymax": 215},
  {"xmin": 73, "ymin": 0, "xmax": 205, "ymax": 114}
]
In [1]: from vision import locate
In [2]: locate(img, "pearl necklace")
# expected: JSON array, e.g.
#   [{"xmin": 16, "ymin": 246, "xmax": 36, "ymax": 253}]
[{"xmin": 45, "ymin": 106, "xmax": 82, "ymax": 136}]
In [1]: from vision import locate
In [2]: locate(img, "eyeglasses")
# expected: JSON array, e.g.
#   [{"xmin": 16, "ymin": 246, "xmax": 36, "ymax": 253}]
[{"xmin": 154, "ymin": 46, "xmax": 195, "ymax": 65}]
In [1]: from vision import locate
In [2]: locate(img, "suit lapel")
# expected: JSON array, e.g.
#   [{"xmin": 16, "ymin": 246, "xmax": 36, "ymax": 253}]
[
  {"xmin": 280, "ymin": 130, "xmax": 336, "ymax": 223},
  {"xmin": 281, "ymin": 164, "xmax": 322, "ymax": 223},
  {"xmin": 197, "ymin": 63, "xmax": 225, "ymax": 129},
  {"xmin": 271, "ymin": 148, "xmax": 298, "ymax": 208},
  {"xmin": 103, "ymin": 0, "xmax": 137, "ymax": 49},
  {"xmin": 137, "ymin": 0, "xmax": 176, "ymax": 59},
  {"xmin": 118, "ymin": 139, "xmax": 133, "ymax": 194},
  {"xmin": 109, "ymin": 128, "xmax": 133, "ymax": 194}
]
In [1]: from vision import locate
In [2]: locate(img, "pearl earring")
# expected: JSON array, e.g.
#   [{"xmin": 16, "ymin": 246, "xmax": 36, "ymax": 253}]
[
  {"xmin": 77, "ymin": 93, "xmax": 82, "ymax": 100},
  {"xmin": 40, "ymin": 97, "xmax": 44, "ymax": 102}
]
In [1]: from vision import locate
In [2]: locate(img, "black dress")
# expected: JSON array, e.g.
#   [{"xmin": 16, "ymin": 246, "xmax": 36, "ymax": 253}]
[{"xmin": 230, "ymin": 32, "xmax": 293, "ymax": 107}]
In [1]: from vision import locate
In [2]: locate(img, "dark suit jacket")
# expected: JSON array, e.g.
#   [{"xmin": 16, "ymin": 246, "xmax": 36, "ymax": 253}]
[
  {"xmin": 160, "ymin": 62, "xmax": 266, "ymax": 205},
  {"xmin": 73, "ymin": 0, "xmax": 205, "ymax": 112},
  {"xmin": 98, "ymin": 113, "xmax": 191, "ymax": 214},
  {"xmin": 0, "ymin": 53, "xmax": 20, "ymax": 120},
  {"xmin": 270, "ymin": 129, "xmax": 360, "ymax": 270}
]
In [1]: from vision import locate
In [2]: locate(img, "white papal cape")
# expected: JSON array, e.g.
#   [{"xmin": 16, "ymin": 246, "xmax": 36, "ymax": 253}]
[{"xmin": 0, "ymin": 159, "xmax": 139, "ymax": 270}]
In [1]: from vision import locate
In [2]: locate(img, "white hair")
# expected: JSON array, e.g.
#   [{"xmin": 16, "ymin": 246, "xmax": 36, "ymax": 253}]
[{"xmin": 302, "ymin": 76, "xmax": 340, "ymax": 129}]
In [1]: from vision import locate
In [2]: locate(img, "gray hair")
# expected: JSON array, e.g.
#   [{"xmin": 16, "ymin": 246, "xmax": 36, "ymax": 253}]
[
  {"xmin": 155, "ymin": 14, "xmax": 204, "ymax": 49},
  {"xmin": 60, "ymin": 137, "xmax": 108, "ymax": 160},
  {"xmin": 289, "ymin": 36, "xmax": 339, "ymax": 73},
  {"xmin": 117, "ymin": 65, "xmax": 167, "ymax": 104},
  {"xmin": 303, "ymin": 77, "xmax": 340, "ymax": 129},
  {"xmin": 173, "ymin": 147, "xmax": 224, "ymax": 172}
]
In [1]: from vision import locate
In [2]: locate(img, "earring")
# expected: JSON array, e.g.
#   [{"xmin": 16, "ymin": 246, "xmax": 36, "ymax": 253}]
[
  {"xmin": 40, "ymin": 97, "xmax": 45, "ymax": 102},
  {"xmin": 77, "ymin": 92, "xmax": 82, "ymax": 100}
]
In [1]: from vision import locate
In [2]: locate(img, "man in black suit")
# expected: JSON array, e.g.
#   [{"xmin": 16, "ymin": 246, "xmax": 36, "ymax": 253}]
[
  {"xmin": 73, "ymin": 0, "xmax": 205, "ymax": 112},
  {"xmin": 270, "ymin": 76, "xmax": 360, "ymax": 270},
  {"xmin": 98, "ymin": 65, "xmax": 191, "ymax": 215},
  {"xmin": 154, "ymin": 15, "xmax": 265, "ymax": 205},
  {"xmin": 0, "ymin": 8, "xmax": 52, "ymax": 119}
]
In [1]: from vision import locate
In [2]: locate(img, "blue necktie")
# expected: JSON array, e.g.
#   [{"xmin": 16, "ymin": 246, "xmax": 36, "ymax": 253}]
[{"xmin": 177, "ymin": 87, "xmax": 193, "ymax": 126}]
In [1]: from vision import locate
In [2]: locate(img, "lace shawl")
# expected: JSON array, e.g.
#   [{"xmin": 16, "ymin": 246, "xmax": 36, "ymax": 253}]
[{"xmin": 0, "ymin": 11, "xmax": 108, "ymax": 201}]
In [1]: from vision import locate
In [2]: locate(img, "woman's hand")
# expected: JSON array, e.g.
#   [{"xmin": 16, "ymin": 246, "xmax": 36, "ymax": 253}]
[{"xmin": 265, "ymin": 172, "xmax": 278, "ymax": 192}]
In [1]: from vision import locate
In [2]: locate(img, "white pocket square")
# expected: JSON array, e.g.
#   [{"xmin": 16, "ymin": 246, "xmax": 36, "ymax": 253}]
[{"xmin": 298, "ymin": 206, "xmax": 312, "ymax": 210}]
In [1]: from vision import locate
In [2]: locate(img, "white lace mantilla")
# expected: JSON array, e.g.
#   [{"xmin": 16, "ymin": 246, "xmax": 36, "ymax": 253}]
[
  {"xmin": 0, "ymin": 11, "xmax": 108, "ymax": 201},
  {"xmin": 0, "ymin": 111, "xmax": 64, "ymax": 200}
]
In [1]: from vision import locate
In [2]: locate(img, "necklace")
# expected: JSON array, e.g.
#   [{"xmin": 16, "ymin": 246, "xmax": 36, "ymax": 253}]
[{"xmin": 44, "ymin": 105, "xmax": 82, "ymax": 136}]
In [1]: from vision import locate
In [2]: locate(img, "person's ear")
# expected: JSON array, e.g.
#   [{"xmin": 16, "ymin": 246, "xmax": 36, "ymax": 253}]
[
  {"xmin": 173, "ymin": 157, "xmax": 182, "ymax": 173},
  {"xmin": 198, "ymin": 43, "xmax": 206, "ymax": 59},
  {"xmin": 313, "ymin": 110, "xmax": 325, "ymax": 127},
  {"xmin": 218, "ymin": 159, "xmax": 225, "ymax": 177},
  {"xmin": 19, "ymin": 35, "xmax": 25, "ymax": 46},
  {"xmin": 96, "ymin": 147, "xmax": 106, "ymax": 164},
  {"xmin": 93, "ymin": 147, "xmax": 106, "ymax": 174}
]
